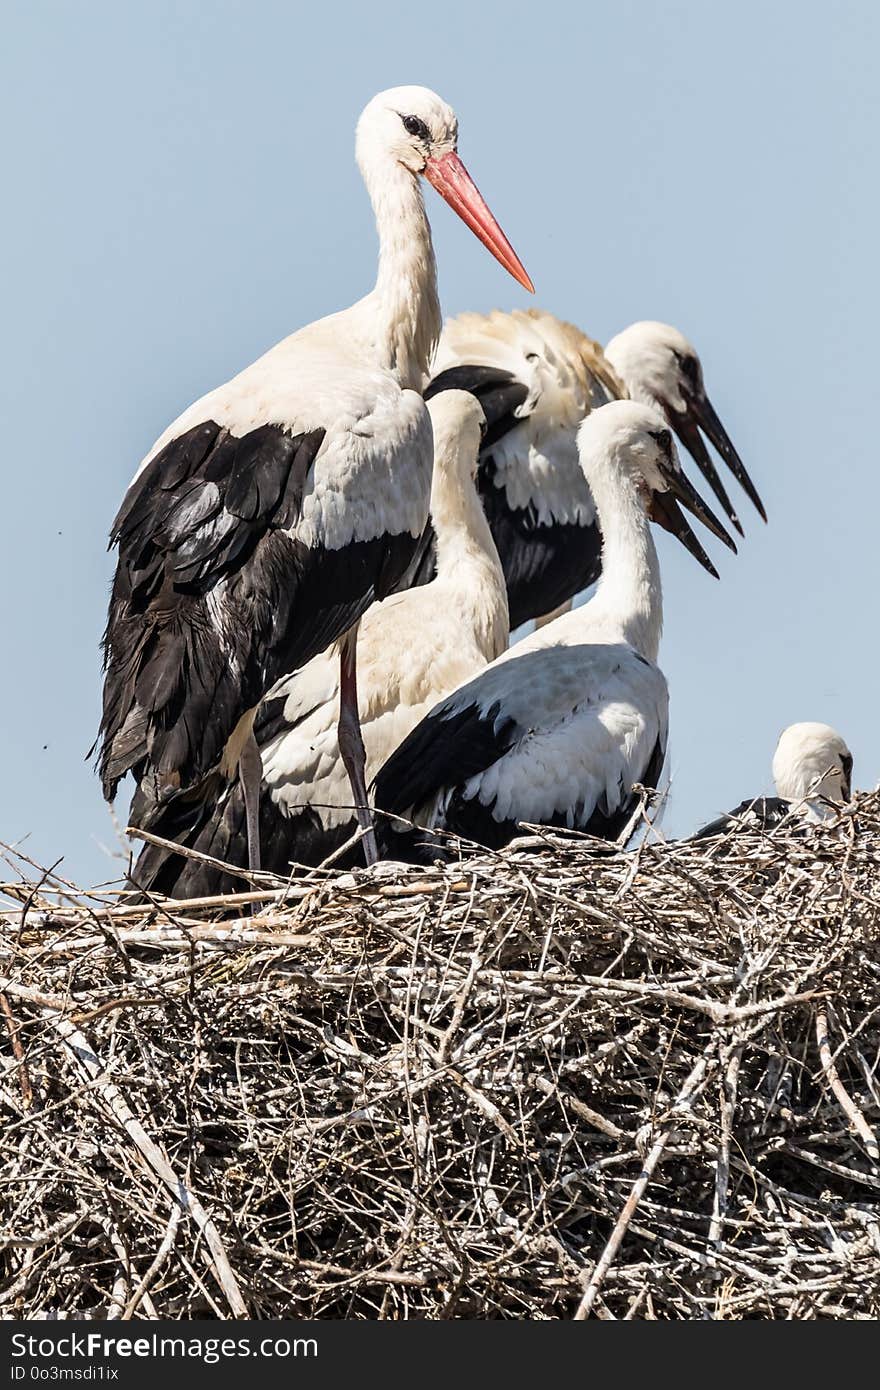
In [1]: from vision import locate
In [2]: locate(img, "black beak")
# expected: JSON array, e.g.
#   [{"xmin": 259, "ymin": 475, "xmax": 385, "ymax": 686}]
[
  {"xmin": 666, "ymin": 402, "xmax": 743, "ymax": 536},
  {"xmin": 664, "ymin": 451, "xmax": 737, "ymax": 555},
  {"xmin": 694, "ymin": 392, "xmax": 767, "ymax": 524},
  {"xmin": 649, "ymin": 459, "xmax": 729, "ymax": 578},
  {"xmin": 667, "ymin": 392, "xmax": 766, "ymax": 531}
]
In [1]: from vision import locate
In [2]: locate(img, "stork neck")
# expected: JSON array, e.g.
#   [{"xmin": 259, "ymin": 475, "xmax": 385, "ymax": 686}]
[
  {"xmin": 432, "ymin": 469, "xmax": 509, "ymax": 661},
  {"xmin": 362, "ymin": 155, "xmax": 441, "ymax": 391},
  {"xmin": 588, "ymin": 453, "xmax": 663, "ymax": 663}
]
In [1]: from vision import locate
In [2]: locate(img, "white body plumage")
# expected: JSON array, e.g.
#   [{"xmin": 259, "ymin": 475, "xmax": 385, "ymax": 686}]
[{"xmin": 772, "ymin": 722, "xmax": 853, "ymax": 819}]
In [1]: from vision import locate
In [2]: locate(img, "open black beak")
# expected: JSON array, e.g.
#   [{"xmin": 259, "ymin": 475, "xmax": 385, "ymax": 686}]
[
  {"xmin": 667, "ymin": 392, "xmax": 766, "ymax": 532},
  {"xmin": 649, "ymin": 461, "xmax": 727, "ymax": 578},
  {"xmin": 666, "ymin": 402, "xmax": 743, "ymax": 536},
  {"xmin": 664, "ymin": 451, "xmax": 737, "ymax": 555}
]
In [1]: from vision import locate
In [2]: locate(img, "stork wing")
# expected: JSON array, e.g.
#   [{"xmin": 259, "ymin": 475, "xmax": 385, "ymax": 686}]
[
  {"xmin": 99, "ymin": 420, "xmax": 324, "ymax": 797},
  {"xmin": 110, "ymin": 422, "xmax": 325, "ymax": 598},
  {"xmin": 374, "ymin": 642, "xmax": 668, "ymax": 852},
  {"xmin": 691, "ymin": 796, "xmax": 791, "ymax": 840},
  {"xmin": 99, "ymin": 382, "xmax": 431, "ymax": 805}
]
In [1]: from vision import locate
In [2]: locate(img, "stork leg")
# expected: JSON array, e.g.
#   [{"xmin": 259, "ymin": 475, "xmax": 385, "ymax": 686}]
[
  {"xmin": 337, "ymin": 626, "xmax": 379, "ymax": 867},
  {"xmin": 239, "ymin": 729, "xmax": 263, "ymax": 874}
]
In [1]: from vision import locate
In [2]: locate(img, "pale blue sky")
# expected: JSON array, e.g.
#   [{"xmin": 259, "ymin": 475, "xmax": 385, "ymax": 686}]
[{"xmin": 1, "ymin": 0, "xmax": 877, "ymax": 886}]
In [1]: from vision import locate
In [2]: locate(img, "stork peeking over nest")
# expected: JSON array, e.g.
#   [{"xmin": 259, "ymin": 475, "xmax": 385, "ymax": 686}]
[
  {"xmin": 93, "ymin": 86, "xmax": 532, "ymax": 877},
  {"xmin": 373, "ymin": 399, "xmax": 731, "ymax": 858},
  {"xmin": 417, "ymin": 309, "xmax": 762, "ymax": 629},
  {"xmin": 131, "ymin": 389, "xmax": 509, "ymax": 896},
  {"xmin": 693, "ymin": 722, "xmax": 854, "ymax": 838}
]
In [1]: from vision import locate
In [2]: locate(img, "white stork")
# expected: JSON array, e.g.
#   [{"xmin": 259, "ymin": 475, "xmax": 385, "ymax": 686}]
[
  {"xmin": 372, "ymin": 399, "xmax": 722, "ymax": 855},
  {"xmin": 605, "ymin": 321, "xmax": 765, "ymax": 533},
  {"xmin": 419, "ymin": 308, "xmax": 760, "ymax": 629},
  {"xmin": 95, "ymin": 86, "xmax": 532, "ymax": 872},
  {"xmin": 693, "ymin": 722, "xmax": 854, "ymax": 837},
  {"xmin": 131, "ymin": 389, "xmax": 509, "ymax": 895}
]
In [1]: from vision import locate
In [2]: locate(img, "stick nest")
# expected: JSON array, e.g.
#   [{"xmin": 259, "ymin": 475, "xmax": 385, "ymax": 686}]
[{"xmin": 2, "ymin": 797, "xmax": 880, "ymax": 1320}]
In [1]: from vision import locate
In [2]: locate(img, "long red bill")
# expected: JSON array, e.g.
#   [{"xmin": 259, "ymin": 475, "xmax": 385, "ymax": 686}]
[{"xmin": 424, "ymin": 151, "xmax": 534, "ymax": 294}]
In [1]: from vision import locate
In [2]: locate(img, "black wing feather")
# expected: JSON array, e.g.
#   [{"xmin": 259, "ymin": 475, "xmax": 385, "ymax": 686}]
[
  {"xmin": 692, "ymin": 796, "xmax": 791, "ymax": 840},
  {"xmin": 131, "ymin": 774, "xmax": 367, "ymax": 901},
  {"xmin": 425, "ymin": 365, "xmax": 529, "ymax": 449},
  {"xmin": 373, "ymin": 696, "xmax": 519, "ymax": 825},
  {"xmin": 438, "ymin": 725, "xmax": 666, "ymax": 852},
  {"xmin": 111, "ymin": 422, "xmax": 221, "ymax": 536},
  {"xmin": 98, "ymin": 419, "xmax": 416, "ymax": 805}
]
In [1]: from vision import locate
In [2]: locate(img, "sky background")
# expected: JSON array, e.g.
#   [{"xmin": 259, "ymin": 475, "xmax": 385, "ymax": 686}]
[{"xmin": 1, "ymin": 0, "xmax": 877, "ymax": 887}]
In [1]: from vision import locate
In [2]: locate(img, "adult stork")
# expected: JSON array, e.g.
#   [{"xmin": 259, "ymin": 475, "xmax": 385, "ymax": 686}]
[
  {"xmin": 693, "ymin": 723, "xmax": 853, "ymax": 838},
  {"xmin": 420, "ymin": 309, "xmax": 762, "ymax": 629},
  {"xmin": 94, "ymin": 86, "xmax": 532, "ymax": 872},
  {"xmin": 372, "ymin": 399, "xmax": 724, "ymax": 855},
  {"xmin": 131, "ymin": 390, "xmax": 509, "ymax": 896}
]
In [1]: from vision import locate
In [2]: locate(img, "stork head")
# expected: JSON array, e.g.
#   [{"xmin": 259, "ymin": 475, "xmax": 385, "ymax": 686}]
[
  {"xmin": 603, "ymin": 321, "xmax": 765, "ymax": 536},
  {"xmin": 356, "ymin": 87, "xmax": 534, "ymax": 293},
  {"xmin": 577, "ymin": 400, "xmax": 735, "ymax": 577},
  {"xmin": 772, "ymin": 722, "xmax": 853, "ymax": 815},
  {"xmin": 426, "ymin": 389, "xmax": 487, "ymax": 485}
]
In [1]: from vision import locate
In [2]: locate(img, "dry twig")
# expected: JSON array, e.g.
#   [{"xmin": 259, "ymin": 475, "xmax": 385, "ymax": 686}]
[{"xmin": 1, "ymin": 795, "xmax": 879, "ymax": 1318}]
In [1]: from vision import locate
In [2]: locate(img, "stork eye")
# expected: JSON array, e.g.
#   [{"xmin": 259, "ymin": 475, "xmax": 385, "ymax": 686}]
[
  {"xmin": 649, "ymin": 428, "xmax": 672, "ymax": 455},
  {"xmin": 402, "ymin": 114, "xmax": 430, "ymax": 141},
  {"xmin": 674, "ymin": 352, "xmax": 701, "ymax": 390}
]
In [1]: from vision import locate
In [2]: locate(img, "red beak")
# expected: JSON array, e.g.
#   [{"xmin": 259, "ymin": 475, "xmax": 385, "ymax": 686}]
[{"xmin": 424, "ymin": 151, "xmax": 534, "ymax": 294}]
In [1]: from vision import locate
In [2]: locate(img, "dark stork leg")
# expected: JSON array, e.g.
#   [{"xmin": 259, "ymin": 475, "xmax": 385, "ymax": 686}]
[
  {"xmin": 337, "ymin": 625, "xmax": 379, "ymax": 867},
  {"xmin": 239, "ymin": 729, "xmax": 263, "ymax": 874}
]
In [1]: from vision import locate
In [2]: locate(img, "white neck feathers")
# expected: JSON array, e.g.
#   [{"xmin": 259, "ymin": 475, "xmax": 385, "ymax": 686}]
[
  {"xmin": 430, "ymin": 462, "xmax": 509, "ymax": 662},
  {"xmin": 359, "ymin": 153, "xmax": 441, "ymax": 391},
  {"xmin": 585, "ymin": 446, "xmax": 663, "ymax": 663}
]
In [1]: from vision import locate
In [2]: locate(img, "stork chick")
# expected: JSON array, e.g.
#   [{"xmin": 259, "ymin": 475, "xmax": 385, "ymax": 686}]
[
  {"xmin": 694, "ymin": 722, "xmax": 854, "ymax": 837},
  {"xmin": 604, "ymin": 320, "xmax": 766, "ymax": 535},
  {"xmin": 373, "ymin": 400, "xmax": 723, "ymax": 855}
]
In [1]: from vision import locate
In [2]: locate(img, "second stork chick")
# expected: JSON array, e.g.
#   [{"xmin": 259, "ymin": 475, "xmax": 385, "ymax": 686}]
[{"xmin": 373, "ymin": 399, "xmax": 723, "ymax": 855}]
